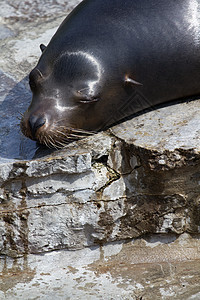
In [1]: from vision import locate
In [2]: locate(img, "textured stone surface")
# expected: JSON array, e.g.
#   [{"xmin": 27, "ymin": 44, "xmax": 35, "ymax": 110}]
[
  {"xmin": 1, "ymin": 0, "xmax": 200, "ymax": 299},
  {"xmin": 1, "ymin": 104, "xmax": 200, "ymax": 256},
  {"xmin": 0, "ymin": 0, "xmax": 200, "ymax": 257},
  {"xmin": 1, "ymin": 234, "xmax": 200, "ymax": 300}
]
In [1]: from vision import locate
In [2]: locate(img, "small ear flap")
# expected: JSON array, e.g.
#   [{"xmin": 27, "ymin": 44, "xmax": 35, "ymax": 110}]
[
  {"xmin": 124, "ymin": 75, "xmax": 143, "ymax": 86},
  {"xmin": 77, "ymin": 89, "xmax": 100, "ymax": 104},
  {"xmin": 40, "ymin": 44, "xmax": 47, "ymax": 52}
]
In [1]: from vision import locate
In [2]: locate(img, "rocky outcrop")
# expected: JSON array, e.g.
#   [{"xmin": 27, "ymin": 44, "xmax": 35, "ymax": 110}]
[
  {"xmin": 1, "ymin": 97, "xmax": 200, "ymax": 257},
  {"xmin": 1, "ymin": 1, "xmax": 200, "ymax": 299}
]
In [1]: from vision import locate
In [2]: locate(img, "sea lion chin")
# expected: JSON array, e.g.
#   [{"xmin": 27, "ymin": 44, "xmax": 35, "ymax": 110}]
[{"xmin": 21, "ymin": 0, "xmax": 200, "ymax": 148}]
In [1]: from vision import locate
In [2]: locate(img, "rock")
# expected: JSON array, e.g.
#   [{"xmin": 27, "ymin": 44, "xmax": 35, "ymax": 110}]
[
  {"xmin": 0, "ymin": 0, "xmax": 200, "ymax": 256},
  {"xmin": 1, "ymin": 0, "xmax": 200, "ymax": 298},
  {"xmin": 0, "ymin": 25, "xmax": 15, "ymax": 40},
  {"xmin": 1, "ymin": 98, "xmax": 200, "ymax": 256},
  {"xmin": 1, "ymin": 233, "xmax": 200, "ymax": 300}
]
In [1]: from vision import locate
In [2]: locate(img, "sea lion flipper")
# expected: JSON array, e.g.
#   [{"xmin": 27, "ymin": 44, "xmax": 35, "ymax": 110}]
[
  {"xmin": 40, "ymin": 44, "xmax": 47, "ymax": 52},
  {"xmin": 125, "ymin": 76, "xmax": 143, "ymax": 86}
]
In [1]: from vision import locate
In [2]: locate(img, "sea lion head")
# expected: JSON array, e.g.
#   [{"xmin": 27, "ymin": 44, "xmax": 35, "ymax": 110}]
[
  {"xmin": 20, "ymin": 49, "xmax": 108, "ymax": 148},
  {"xmin": 21, "ymin": 42, "xmax": 142, "ymax": 148}
]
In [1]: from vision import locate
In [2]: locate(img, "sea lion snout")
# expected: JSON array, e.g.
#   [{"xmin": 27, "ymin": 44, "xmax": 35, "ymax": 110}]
[{"xmin": 28, "ymin": 114, "xmax": 46, "ymax": 139}]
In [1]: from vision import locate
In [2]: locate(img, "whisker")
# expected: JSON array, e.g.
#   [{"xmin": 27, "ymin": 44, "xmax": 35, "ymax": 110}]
[
  {"xmin": 62, "ymin": 136, "xmax": 77, "ymax": 142},
  {"xmin": 48, "ymin": 139, "xmax": 58, "ymax": 149},
  {"xmin": 43, "ymin": 136, "xmax": 50, "ymax": 148},
  {"xmin": 71, "ymin": 129, "xmax": 95, "ymax": 135},
  {"xmin": 34, "ymin": 122, "xmax": 96, "ymax": 149},
  {"xmin": 67, "ymin": 134, "xmax": 82, "ymax": 140},
  {"xmin": 43, "ymin": 139, "xmax": 48, "ymax": 148},
  {"xmin": 48, "ymin": 135, "xmax": 56, "ymax": 144},
  {"xmin": 55, "ymin": 130, "xmax": 68, "ymax": 137},
  {"xmin": 55, "ymin": 140, "xmax": 67, "ymax": 148},
  {"xmin": 58, "ymin": 125, "xmax": 95, "ymax": 135}
]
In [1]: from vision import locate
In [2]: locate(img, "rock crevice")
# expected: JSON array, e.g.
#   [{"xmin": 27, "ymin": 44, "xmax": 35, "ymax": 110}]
[{"xmin": 1, "ymin": 99, "xmax": 200, "ymax": 257}]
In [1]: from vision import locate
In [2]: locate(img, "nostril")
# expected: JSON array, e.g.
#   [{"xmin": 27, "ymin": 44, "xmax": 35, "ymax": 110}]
[{"xmin": 29, "ymin": 115, "xmax": 46, "ymax": 138}]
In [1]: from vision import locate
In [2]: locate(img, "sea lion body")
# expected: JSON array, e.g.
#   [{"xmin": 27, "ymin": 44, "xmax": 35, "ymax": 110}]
[{"xmin": 21, "ymin": 0, "xmax": 200, "ymax": 148}]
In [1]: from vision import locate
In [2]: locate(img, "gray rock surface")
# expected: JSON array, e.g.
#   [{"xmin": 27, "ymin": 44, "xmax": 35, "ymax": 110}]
[
  {"xmin": 1, "ymin": 0, "xmax": 200, "ymax": 299},
  {"xmin": 1, "ymin": 111, "xmax": 200, "ymax": 256},
  {"xmin": 1, "ymin": 233, "xmax": 200, "ymax": 300}
]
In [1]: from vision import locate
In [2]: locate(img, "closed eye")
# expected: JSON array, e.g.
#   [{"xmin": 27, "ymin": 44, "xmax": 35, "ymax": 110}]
[
  {"xmin": 76, "ymin": 89, "xmax": 100, "ymax": 104},
  {"xmin": 79, "ymin": 97, "xmax": 100, "ymax": 104}
]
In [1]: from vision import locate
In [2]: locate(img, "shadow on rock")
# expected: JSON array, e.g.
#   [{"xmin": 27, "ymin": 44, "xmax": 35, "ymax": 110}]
[{"xmin": 0, "ymin": 71, "xmax": 54, "ymax": 161}]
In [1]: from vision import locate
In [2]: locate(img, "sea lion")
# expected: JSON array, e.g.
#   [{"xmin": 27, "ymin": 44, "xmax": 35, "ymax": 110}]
[{"xmin": 20, "ymin": 0, "xmax": 200, "ymax": 148}]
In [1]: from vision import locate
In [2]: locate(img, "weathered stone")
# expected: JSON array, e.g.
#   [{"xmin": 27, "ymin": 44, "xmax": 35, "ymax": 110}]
[
  {"xmin": 0, "ymin": 25, "xmax": 15, "ymax": 40},
  {"xmin": 107, "ymin": 140, "xmax": 136, "ymax": 174},
  {"xmin": 0, "ymin": 0, "xmax": 81, "ymax": 22},
  {"xmin": 1, "ymin": 234, "xmax": 200, "ymax": 300},
  {"xmin": 1, "ymin": 0, "xmax": 200, "ymax": 297},
  {"xmin": 26, "ymin": 152, "xmax": 92, "ymax": 177},
  {"xmin": 111, "ymin": 99, "xmax": 200, "ymax": 170},
  {"xmin": 1, "ymin": 11, "xmax": 200, "ymax": 255}
]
